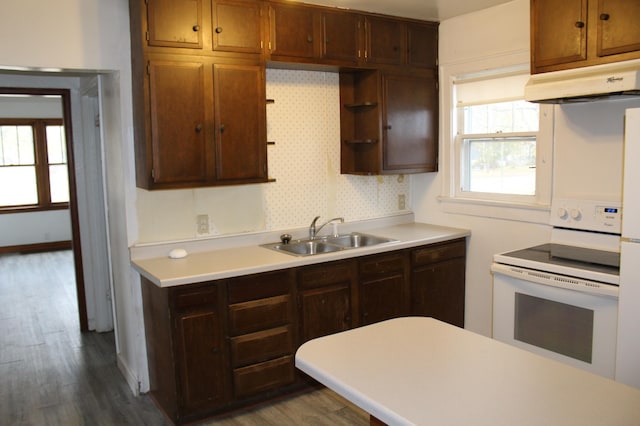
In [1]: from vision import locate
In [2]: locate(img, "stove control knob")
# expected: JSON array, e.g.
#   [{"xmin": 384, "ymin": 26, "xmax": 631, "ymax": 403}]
[
  {"xmin": 557, "ymin": 207, "xmax": 568, "ymax": 219},
  {"xmin": 570, "ymin": 208, "xmax": 582, "ymax": 220}
]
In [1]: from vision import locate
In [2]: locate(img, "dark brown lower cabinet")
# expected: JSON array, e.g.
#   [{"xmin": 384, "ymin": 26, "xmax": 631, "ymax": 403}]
[
  {"xmin": 141, "ymin": 237, "xmax": 466, "ymax": 424},
  {"xmin": 297, "ymin": 260, "xmax": 356, "ymax": 343},
  {"xmin": 174, "ymin": 309, "xmax": 227, "ymax": 413},
  {"xmin": 141, "ymin": 280, "xmax": 230, "ymax": 424},
  {"xmin": 411, "ymin": 238, "xmax": 466, "ymax": 327},
  {"xmin": 226, "ymin": 270, "xmax": 297, "ymax": 399},
  {"xmin": 359, "ymin": 251, "xmax": 409, "ymax": 325}
]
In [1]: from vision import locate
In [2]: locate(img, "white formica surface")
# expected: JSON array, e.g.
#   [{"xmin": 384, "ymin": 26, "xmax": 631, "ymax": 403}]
[
  {"xmin": 295, "ymin": 317, "xmax": 640, "ymax": 426},
  {"xmin": 131, "ymin": 222, "xmax": 469, "ymax": 287}
]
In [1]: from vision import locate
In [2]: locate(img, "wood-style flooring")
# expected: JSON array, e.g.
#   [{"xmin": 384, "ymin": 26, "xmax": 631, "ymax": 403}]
[{"xmin": 0, "ymin": 250, "xmax": 368, "ymax": 425}]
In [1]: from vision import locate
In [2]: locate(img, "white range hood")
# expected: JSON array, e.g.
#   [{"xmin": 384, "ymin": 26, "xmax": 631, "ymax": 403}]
[{"xmin": 525, "ymin": 59, "xmax": 640, "ymax": 103}]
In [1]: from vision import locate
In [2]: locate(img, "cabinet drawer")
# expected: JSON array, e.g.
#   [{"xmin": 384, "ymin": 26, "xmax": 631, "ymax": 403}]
[
  {"xmin": 227, "ymin": 270, "xmax": 293, "ymax": 304},
  {"xmin": 412, "ymin": 239, "xmax": 465, "ymax": 266},
  {"xmin": 298, "ymin": 260, "xmax": 355, "ymax": 289},
  {"xmin": 173, "ymin": 285, "xmax": 218, "ymax": 311},
  {"xmin": 230, "ymin": 326, "xmax": 293, "ymax": 367},
  {"xmin": 359, "ymin": 252, "xmax": 406, "ymax": 277},
  {"xmin": 233, "ymin": 355, "xmax": 295, "ymax": 398},
  {"xmin": 228, "ymin": 295, "xmax": 291, "ymax": 335}
]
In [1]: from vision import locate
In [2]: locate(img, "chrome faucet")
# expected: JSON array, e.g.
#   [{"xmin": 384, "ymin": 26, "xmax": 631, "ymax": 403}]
[{"xmin": 309, "ymin": 216, "xmax": 344, "ymax": 239}]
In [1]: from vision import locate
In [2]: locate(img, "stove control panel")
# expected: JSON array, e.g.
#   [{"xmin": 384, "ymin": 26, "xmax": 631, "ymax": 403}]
[{"xmin": 550, "ymin": 198, "xmax": 621, "ymax": 234}]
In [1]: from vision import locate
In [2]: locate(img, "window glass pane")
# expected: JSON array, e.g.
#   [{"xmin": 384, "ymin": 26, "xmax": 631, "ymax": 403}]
[
  {"xmin": 464, "ymin": 101, "xmax": 539, "ymax": 134},
  {"xmin": 0, "ymin": 165, "xmax": 38, "ymax": 206},
  {"xmin": 0, "ymin": 125, "xmax": 35, "ymax": 165},
  {"xmin": 464, "ymin": 137, "xmax": 536, "ymax": 195},
  {"xmin": 46, "ymin": 125, "xmax": 67, "ymax": 164},
  {"xmin": 49, "ymin": 164, "xmax": 69, "ymax": 203}
]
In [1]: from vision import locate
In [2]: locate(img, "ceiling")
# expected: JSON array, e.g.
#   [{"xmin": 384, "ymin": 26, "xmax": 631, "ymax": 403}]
[{"xmin": 292, "ymin": 0, "xmax": 515, "ymax": 21}]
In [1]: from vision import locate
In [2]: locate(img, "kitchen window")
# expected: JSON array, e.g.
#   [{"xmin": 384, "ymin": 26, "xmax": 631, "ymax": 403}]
[
  {"xmin": 453, "ymin": 71, "xmax": 551, "ymax": 205},
  {"xmin": 0, "ymin": 118, "xmax": 69, "ymax": 211},
  {"xmin": 438, "ymin": 60, "xmax": 553, "ymax": 222}
]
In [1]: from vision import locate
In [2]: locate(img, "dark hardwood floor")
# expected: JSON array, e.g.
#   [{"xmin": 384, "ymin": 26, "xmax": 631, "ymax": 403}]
[{"xmin": 0, "ymin": 250, "xmax": 368, "ymax": 425}]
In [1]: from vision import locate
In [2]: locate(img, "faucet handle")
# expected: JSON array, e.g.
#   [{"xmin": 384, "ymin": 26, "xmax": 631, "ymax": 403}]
[{"xmin": 280, "ymin": 234, "xmax": 292, "ymax": 244}]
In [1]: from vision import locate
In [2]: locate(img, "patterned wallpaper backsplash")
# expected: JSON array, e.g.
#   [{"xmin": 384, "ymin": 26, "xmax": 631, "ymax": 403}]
[{"xmin": 136, "ymin": 69, "xmax": 410, "ymax": 244}]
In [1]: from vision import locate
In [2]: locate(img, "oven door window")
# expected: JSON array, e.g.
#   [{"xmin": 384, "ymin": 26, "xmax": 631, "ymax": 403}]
[{"xmin": 514, "ymin": 293, "xmax": 594, "ymax": 363}]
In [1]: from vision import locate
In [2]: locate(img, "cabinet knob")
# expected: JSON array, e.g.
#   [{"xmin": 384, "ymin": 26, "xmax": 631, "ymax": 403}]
[
  {"xmin": 575, "ymin": 21, "xmax": 585, "ymax": 28},
  {"xmin": 195, "ymin": 124, "xmax": 203, "ymax": 132},
  {"xmin": 384, "ymin": 124, "xmax": 392, "ymax": 130},
  {"xmin": 220, "ymin": 124, "xmax": 225, "ymax": 133},
  {"xmin": 307, "ymin": 35, "xmax": 313, "ymax": 43},
  {"xmin": 599, "ymin": 13, "xmax": 610, "ymax": 21},
  {"xmin": 192, "ymin": 25, "xmax": 200, "ymax": 32},
  {"xmin": 215, "ymin": 26, "xmax": 223, "ymax": 33}
]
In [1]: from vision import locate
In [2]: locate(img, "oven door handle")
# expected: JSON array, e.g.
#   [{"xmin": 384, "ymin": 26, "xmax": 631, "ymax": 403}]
[{"xmin": 491, "ymin": 263, "xmax": 619, "ymax": 299}]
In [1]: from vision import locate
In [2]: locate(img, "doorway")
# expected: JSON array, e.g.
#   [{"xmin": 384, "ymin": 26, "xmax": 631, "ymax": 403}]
[{"xmin": 0, "ymin": 82, "xmax": 113, "ymax": 333}]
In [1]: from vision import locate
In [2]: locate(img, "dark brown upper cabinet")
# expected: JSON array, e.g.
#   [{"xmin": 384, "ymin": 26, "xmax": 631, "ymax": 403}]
[
  {"xmin": 320, "ymin": 10, "xmax": 362, "ymax": 65},
  {"xmin": 136, "ymin": 56, "xmax": 269, "ymax": 189},
  {"xmin": 212, "ymin": 63, "xmax": 268, "ymax": 183},
  {"xmin": 267, "ymin": 3, "xmax": 362, "ymax": 66},
  {"xmin": 146, "ymin": 0, "xmax": 206, "ymax": 49},
  {"xmin": 406, "ymin": 22, "xmax": 439, "ymax": 69},
  {"xmin": 130, "ymin": 0, "xmax": 440, "ymax": 189},
  {"xmin": 364, "ymin": 16, "xmax": 404, "ymax": 66},
  {"xmin": 531, "ymin": 0, "xmax": 640, "ymax": 73},
  {"xmin": 340, "ymin": 69, "xmax": 438, "ymax": 175},
  {"xmin": 212, "ymin": 0, "xmax": 265, "ymax": 56},
  {"xmin": 144, "ymin": 58, "xmax": 209, "ymax": 186},
  {"xmin": 268, "ymin": 2, "xmax": 317, "ymax": 61},
  {"xmin": 141, "ymin": 0, "xmax": 265, "ymax": 57}
]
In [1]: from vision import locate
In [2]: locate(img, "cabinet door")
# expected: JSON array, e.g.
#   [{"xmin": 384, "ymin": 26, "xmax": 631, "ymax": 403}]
[
  {"xmin": 213, "ymin": 64, "xmax": 267, "ymax": 182},
  {"xmin": 596, "ymin": 0, "xmax": 640, "ymax": 57},
  {"xmin": 360, "ymin": 275, "xmax": 405, "ymax": 326},
  {"xmin": 213, "ymin": 0, "xmax": 264, "ymax": 54},
  {"xmin": 299, "ymin": 284, "xmax": 351, "ymax": 343},
  {"xmin": 382, "ymin": 73, "xmax": 438, "ymax": 173},
  {"xmin": 407, "ymin": 22, "xmax": 438, "ymax": 69},
  {"xmin": 175, "ymin": 309, "xmax": 227, "ymax": 413},
  {"xmin": 320, "ymin": 10, "xmax": 361, "ymax": 64},
  {"xmin": 147, "ymin": 0, "xmax": 204, "ymax": 49},
  {"xmin": 147, "ymin": 59, "xmax": 208, "ymax": 185},
  {"xmin": 411, "ymin": 257, "xmax": 466, "ymax": 328},
  {"xmin": 531, "ymin": 0, "xmax": 587, "ymax": 69},
  {"xmin": 269, "ymin": 2, "xmax": 317, "ymax": 59},
  {"xmin": 365, "ymin": 17, "xmax": 404, "ymax": 66}
]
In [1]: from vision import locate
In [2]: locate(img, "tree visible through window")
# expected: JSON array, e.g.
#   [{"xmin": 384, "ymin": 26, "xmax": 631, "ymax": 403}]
[{"xmin": 0, "ymin": 119, "xmax": 69, "ymax": 210}]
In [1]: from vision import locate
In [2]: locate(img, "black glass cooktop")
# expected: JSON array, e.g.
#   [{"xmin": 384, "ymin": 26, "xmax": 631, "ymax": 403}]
[{"xmin": 500, "ymin": 243, "xmax": 620, "ymax": 276}]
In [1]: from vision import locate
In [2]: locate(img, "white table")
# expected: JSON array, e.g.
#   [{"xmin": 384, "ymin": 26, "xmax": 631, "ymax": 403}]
[{"xmin": 295, "ymin": 317, "xmax": 640, "ymax": 426}]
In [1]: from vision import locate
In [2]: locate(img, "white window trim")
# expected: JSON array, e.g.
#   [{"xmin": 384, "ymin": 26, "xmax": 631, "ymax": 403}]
[{"xmin": 438, "ymin": 50, "xmax": 553, "ymax": 225}]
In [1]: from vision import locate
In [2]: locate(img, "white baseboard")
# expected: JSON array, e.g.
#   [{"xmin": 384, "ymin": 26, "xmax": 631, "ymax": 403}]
[{"xmin": 117, "ymin": 352, "xmax": 140, "ymax": 396}]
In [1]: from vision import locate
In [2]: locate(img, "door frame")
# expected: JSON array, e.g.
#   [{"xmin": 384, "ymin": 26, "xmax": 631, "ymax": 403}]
[{"xmin": 0, "ymin": 86, "xmax": 88, "ymax": 331}]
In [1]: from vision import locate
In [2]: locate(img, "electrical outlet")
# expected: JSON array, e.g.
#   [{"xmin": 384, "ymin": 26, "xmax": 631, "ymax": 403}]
[
  {"xmin": 196, "ymin": 214, "xmax": 209, "ymax": 234},
  {"xmin": 398, "ymin": 194, "xmax": 406, "ymax": 210}
]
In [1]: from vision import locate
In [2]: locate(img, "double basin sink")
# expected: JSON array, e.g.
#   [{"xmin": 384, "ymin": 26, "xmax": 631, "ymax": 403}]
[{"xmin": 261, "ymin": 232, "xmax": 398, "ymax": 257}]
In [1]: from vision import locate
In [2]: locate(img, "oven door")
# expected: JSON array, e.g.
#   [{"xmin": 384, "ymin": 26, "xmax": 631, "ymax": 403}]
[{"xmin": 491, "ymin": 263, "xmax": 618, "ymax": 378}]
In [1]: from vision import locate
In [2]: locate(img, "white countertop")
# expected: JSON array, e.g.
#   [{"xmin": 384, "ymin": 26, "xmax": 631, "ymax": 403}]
[
  {"xmin": 131, "ymin": 222, "xmax": 469, "ymax": 287},
  {"xmin": 295, "ymin": 317, "xmax": 640, "ymax": 426}
]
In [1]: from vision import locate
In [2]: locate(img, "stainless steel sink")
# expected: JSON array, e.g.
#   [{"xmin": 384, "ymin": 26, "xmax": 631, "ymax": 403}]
[
  {"xmin": 261, "ymin": 232, "xmax": 398, "ymax": 257},
  {"xmin": 266, "ymin": 240, "xmax": 345, "ymax": 256},
  {"xmin": 326, "ymin": 233, "xmax": 397, "ymax": 248}
]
